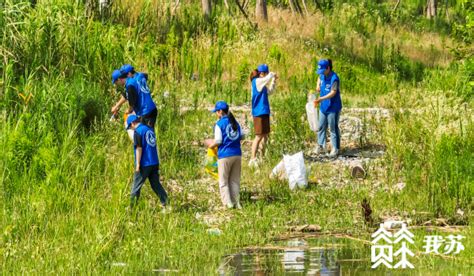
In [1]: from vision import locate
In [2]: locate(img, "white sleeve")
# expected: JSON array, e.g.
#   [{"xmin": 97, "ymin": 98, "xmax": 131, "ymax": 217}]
[
  {"xmin": 255, "ymin": 72, "xmax": 275, "ymax": 92},
  {"xmin": 267, "ymin": 76, "xmax": 276, "ymax": 95},
  {"xmin": 214, "ymin": 125, "xmax": 222, "ymax": 145}
]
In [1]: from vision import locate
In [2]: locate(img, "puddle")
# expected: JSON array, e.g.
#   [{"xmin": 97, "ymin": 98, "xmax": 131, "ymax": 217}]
[
  {"xmin": 219, "ymin": 236, "xmax": 472, "ymax": 275},
  {"xmin": 219, "ymin": 238, "xmax": 368, "ymax": 275}
]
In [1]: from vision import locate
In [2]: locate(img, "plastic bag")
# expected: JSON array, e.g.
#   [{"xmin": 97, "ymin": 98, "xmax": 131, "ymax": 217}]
[
  {"xmin": 205, "ymin": 147, "xmax": 218, "ymax": 180},
  {"xmin": 283, "ymin": 151, "xmax": 308, "ymax": 190},
  {"xmin": 306, "ymin": 94, "xmax": 319, "ymax": 132},
  {"xmin": 270, "ymin": 159, "xmax": 286, "ymax": 180}
]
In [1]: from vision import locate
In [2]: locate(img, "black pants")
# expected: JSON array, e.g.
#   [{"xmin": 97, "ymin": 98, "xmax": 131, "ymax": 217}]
[
  {"xmin": 141, "ymin": 108, "xmax": 157, "ymax": 128},
  {"xmin": 130, "ymin": 165, "xmax": 167, "ymax": 206}
]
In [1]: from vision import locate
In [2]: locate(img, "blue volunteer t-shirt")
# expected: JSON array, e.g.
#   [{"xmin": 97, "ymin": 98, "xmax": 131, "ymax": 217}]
[
  {"xmin": 319, "ymin": 71, "xmax": 342, "ymax": 114},
  {"xmin": 125, "ymin": 73, "xmax": 157, "ymax": 117},
  {"xmin": 215, "ymin": 116, "xmax": 242, "ymax": 159},
  {"xmin": 133, "ymin": 124, "xmax": 159, "ymax": 167},
  {"xmin": 251, "ymin": 78, "xmax": 270, "ymax": 117}
]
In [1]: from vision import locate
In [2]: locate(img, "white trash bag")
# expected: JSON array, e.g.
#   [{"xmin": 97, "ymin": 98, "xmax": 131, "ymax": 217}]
[
  {"xmin": 306, "ymin": 94, "xmax": 319, "ymax": 132},
  {"xmin": 270, "ymin": 159, "xmax": 286, "ymax": 180},
  {"xmin": 284, "ymin": 152, "xmax": 308, "ymax": 190}
]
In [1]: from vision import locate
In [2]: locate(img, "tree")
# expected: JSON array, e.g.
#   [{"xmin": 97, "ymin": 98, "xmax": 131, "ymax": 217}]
[
  {"xmin": 202, "ymin": 0, "xmax": 212, "ymax": 18},
  {"xmin": 426, "ymin": 0, "xmax": 437, "ymax": 19},
  {"xmin": 255, "ymin": 0, "xmax": 268, "ymax": 22}
]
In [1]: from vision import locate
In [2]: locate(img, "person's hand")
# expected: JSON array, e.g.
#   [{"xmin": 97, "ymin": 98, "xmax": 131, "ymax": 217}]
[
  {"xmin": 204, "ymin": 139, "xmax": 214, "ymax": 148},
  {"xmin": 135, "ymin": 165, "xmax": 140, "ymax": 173},
  {"xmin": 274, "ymin": 73, "xmax": 279, "ymax": 80},
  {"xmin": 111, "ymin": 105, "xmax": 119, "ymax": 114},
  {"xmin": 314, "ymin": 98, "xmax": 321, "ymax": 107}
]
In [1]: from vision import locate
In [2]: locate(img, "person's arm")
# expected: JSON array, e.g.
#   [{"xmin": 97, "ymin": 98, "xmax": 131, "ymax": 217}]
[
  {"xmin": 134, "ymin": 131, "xmax": 142, "ymax": 172},
  {"xmin": 127, "ymin": 85, "xmax": 139, "ymax": 112},
  {"xmin": 255, "ymin": 72, "xmax": 276, "ymax": 92},
  {"xmin": 135, "ymin": 147, "xmax": 142, "ymax": 172},
  {"xmin": 111, "ymin": 96, "xmax": 127, "ymax": 114},
  {"xmin": 315, "ymin": 81, "xmax": 338, "ymax": 103},
  {"xmin": 267, "ymin": 74, "xmax": 277, "ymax": 95},
  {"xmin": 207, "ymin": 125, "xmax": 222, "ymax": 149},
  {"xmin": 316, "ymin": 77, "xmax": 321, "ymax": 93}
]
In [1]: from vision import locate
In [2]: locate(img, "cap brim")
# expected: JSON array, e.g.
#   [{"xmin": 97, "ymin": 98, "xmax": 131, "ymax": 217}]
[
  {"xmin": 211, "ymin": 108, "xmax": 217, "ymax": 113},
  {"xmin": 316, "ymin": 68, "xmax": 326, "ymax": 74}
]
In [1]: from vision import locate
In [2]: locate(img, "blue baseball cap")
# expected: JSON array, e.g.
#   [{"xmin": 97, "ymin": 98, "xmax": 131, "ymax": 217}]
[
  {"xmin": 257, "ymin": 64, "xmax": 269, "ymax": 73},
  {"xmin": 316, "ymin": 59, "xmax": 329, "ymax": 75},
  {"xmin": 111, "ymin": 69, "xmax": 121, "ymax": 84},
  {"xmin": 126, "ymin": 114, "xmax": 139, "ymax": 129},
  {"xmin": 212, "ymin": 101, "xmax": 229, "ymax": 113},
  {"xmin": 120, "ymin": 64, "xmax": 134, "ymax": 74}
]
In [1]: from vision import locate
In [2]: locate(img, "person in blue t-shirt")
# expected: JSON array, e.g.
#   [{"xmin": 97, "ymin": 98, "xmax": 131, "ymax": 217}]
[
  {"xmin": 249, "ymin": 64, "xmax": 277, "ymax": 168},
  {"xmin": 126, "ymin": 115, "xmax": 168, "ymax": 208},
  {"xmin": 112, "ymin": 64, "xmax": 158, "ymax": 128},
  {"xmin": 314, "ymin": 59, "xmax": 342, "ymax": 158},
  {"xmin": 205, "ymin": 101, "xmax": 244, "ymax": 209}
]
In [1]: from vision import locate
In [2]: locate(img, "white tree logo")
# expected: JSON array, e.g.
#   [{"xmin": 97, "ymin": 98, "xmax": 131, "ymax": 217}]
[
  {"xmin": 145, "ymin": 130, "xmax": 156, "ymax": 147},
  {"xmin": 371, "ymin": 223, "xmax": 414, "ymax": 269},
  {"xmin": 225, "ymin": 124, "xmax": 240, "ymax": 141},
  {"xmin": 138, "ymin": 78, "xmax": 151, "ymax": 94}
]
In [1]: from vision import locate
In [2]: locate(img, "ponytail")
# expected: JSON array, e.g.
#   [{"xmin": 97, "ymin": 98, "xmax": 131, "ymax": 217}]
[
  {"xmin": 328, "ymin": 59, "xmax": 333, "ymax": 71},
  {"xmin": 223, "ymin": 109, "xmax": 239, "ymax": 131},
  {"xmin": 249, "ymin": 69, "xmax": 259, "ymax": 82}
]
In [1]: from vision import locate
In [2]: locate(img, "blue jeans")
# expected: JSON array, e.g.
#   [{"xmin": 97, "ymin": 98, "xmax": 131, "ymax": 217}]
[
  {"xmin": 317, "ymin": 111, "xmax": 340, "ymax": 150},
  {"xmin": 131, "ymin": 165, "xmax": 168, "ymax": 206}
]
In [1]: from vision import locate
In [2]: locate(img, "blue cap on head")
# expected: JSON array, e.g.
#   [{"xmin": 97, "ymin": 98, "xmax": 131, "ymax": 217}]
[
  {"xmin": 126, "ymin": 114, "xmax": 139, "ymax": 129},
  {"xmin": 257, "ymin": 64, "xmax": 269, "ymax": 73},
  {"xmin": 212, "ymin": 101, "xmax": 229, "ymax": 113},
  {"xmin": 120, "ymin": 64, "xmax": 134, "ymax": 74},
  {"xmin": 111, "ymin": 69, "xmax": 121, "ymax": 84},
  {"xmin": 316, "ymin": 59, "xmax": 329, "ymax": 75}
]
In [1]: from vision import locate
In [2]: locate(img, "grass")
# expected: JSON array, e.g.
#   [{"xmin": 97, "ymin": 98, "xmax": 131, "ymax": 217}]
[{"xmin": 1, "ymin": 0, "xmax": 473, "ymax": 274}]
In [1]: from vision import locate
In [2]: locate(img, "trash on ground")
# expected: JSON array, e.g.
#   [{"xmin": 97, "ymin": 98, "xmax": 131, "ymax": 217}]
[{"xmin": 207, "ymin": 228, "xmax": 222, "ymax": 236}]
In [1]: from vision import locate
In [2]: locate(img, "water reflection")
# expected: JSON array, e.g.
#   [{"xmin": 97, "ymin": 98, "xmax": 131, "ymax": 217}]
[{"xmin": 219, "ymin": 239, "xmax": 348, "ymax": 275}]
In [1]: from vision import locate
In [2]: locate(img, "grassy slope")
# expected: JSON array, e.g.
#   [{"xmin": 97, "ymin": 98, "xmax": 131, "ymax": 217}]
[{"xmin": 1, "ymin": 2, "xmax": 473, "ymax": 274}]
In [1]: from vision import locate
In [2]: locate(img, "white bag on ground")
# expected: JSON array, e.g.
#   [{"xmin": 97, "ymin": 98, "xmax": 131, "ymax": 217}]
[
  {"xmin": 283, "ymin": 151, "xmax": 308, "ymax": 190},
  {"xmin": 306, "ymin": 94, "xmax": 319, "ymax": 132},
  {"xmin": 270, "ymin": 159, "xmax": 286, "ymax": 180}
]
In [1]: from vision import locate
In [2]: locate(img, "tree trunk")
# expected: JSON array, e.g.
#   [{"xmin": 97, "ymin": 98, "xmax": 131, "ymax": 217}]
[
  {"xmin": 289, "ymin": 0, "xmax": 304, "ymax": 16},
  {"xmin": 301, "ymin": 0, "xmax": 309, "ymax": 15},
  {"xmin": 202, "ymin": 0, "xmax": 212, "ymax": 18},
  {"xmin": 255, "ymin": 0, "xmax": 268, "ymax": 22},
  {"xmin": 426, "ymin": 0, "xmax": 437, "ymax": 19}
]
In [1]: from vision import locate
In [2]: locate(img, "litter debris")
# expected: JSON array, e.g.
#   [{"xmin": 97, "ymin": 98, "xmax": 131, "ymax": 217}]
[
  {"xmin": 394, "ymin": 182, "xmax": 406, "ymax": 191},
  {"xmin": 289, "ymin": 224, "xmax": 322, "ymax": 233},
  {"xmin": 207, "ymin": 228, "xmax": 222, "ymax": 236},
  {"xmin": 271, "ymin": 152, "xmax": 308, "ymax": 190},
  {"xmin": 383, "ymin": 220, "xmax": 405, "ymax": 230}
]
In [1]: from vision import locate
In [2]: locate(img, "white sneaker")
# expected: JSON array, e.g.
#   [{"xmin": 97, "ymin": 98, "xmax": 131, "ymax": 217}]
[
  {"xmin": 315, "ymin": 145, "xmax": 325, "ymax": 155},
  {"xmin": 226, "ymin": 203, "xmax": 234, "ymax": 209},
  {"xmin": 235, "ymin": 202, "xmax": 242, "ymax": 210},
  {"xmin": 328, "ymin": 148, "xmax": 339, "ymax": 158},
  {"xmin": 161, "ymin": 206, "xmax": 172, "ymax": 214}
]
